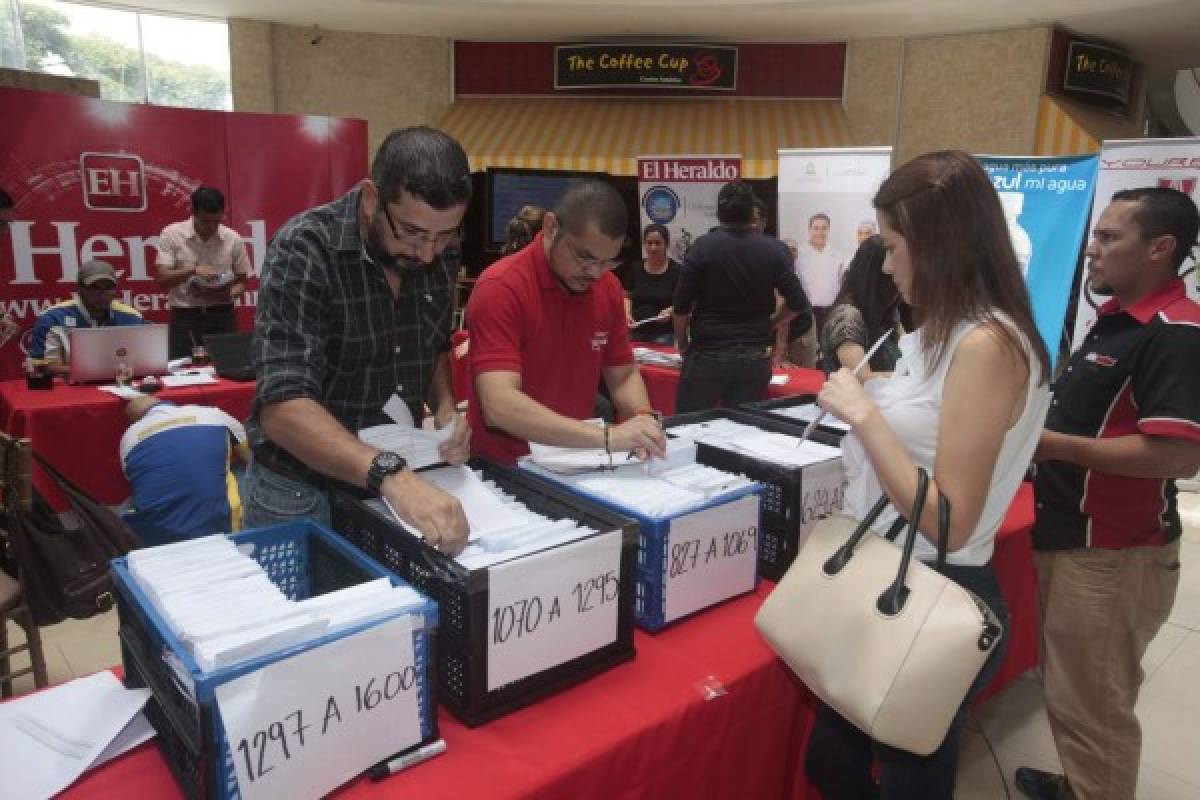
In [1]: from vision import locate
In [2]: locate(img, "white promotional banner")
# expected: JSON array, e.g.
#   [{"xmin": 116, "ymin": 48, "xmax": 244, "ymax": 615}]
[
  {"xmin": 1071, "ymin": 138, "xmax": 1200, "ymax": 347},
  {"xmin": 638, "ymin": 155, "xmax": 741, "ymax": 262},
  {"xmin": 778, "ymin": 147, "xmax": 893, "ymax": 310}
]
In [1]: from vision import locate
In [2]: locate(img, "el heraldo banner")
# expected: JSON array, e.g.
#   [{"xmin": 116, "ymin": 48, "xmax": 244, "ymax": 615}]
[
  {"xmin": 637, "ymin": 155, "xmax": 741, "ymax": 263},
  {"xmin": 0, "ymin": 87, "xmax": 367, "ymax": 379}
]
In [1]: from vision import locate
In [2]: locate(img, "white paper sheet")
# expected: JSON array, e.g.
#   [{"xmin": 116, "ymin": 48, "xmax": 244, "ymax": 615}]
[
  {"xmin": 0, "ymin": 671, "xmax": 152, "ymax": 800},
  {"xmin": 768, "ymin": 402, "xmax": 852, "ymax": 432},
  {"xmin": 215, "ymin": 615, "xmax": 423, "ymax": 800},
  {"xmin": 160, "ymin": 372, "xmax": 219, "ymax": 388},
  {"xmin": 416, "ymin": 466, "xmax": 530, "ymax": 535},
  {"xmin": 357, "ymin": 424, "xmax": 453, "ymax": 470},
  {"xmin": 96, "ymin": 385, "xmax": 144, "ymax": 399}
]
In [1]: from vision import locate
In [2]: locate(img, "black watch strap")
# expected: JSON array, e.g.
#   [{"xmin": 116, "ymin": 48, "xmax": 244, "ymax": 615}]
[{"xmin": 366, "ymin": 451, "xmax": 407, "ymax": 494}]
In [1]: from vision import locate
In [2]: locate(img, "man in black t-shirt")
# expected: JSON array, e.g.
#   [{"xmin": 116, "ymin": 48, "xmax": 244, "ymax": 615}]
[{"xmin": 671, "ymin": 182, "xmax": 811, "ymax": 412}]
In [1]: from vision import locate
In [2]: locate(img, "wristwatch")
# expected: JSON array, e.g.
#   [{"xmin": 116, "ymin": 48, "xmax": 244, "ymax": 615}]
[{"xmin": 366, "ymin": 451, "xmax": 407, "ymax": 494}]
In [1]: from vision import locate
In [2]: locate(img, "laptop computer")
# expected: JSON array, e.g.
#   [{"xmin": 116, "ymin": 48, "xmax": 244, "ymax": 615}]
[
  {"xmin": 204, "ymin": 331, "xmax": 256, "ymax": 381},
  {"xmin": 67, "ymin": 324, "xmax": 168, "ymax": 384}
]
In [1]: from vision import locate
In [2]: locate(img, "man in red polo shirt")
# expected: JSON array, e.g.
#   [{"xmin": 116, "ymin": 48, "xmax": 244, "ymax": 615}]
[{"xmin": 465, "ymin": 180, "xmax": 667, "ymax": 465}]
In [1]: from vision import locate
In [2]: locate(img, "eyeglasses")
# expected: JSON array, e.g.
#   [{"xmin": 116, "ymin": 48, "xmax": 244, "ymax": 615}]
[
  {"xmin": 562, "ymin": 237, "xmax": 621, "ymax": 271},
  {"xmin": 380, "ymin": 203, "xmax": 462, "ymax": 250},
  {"xmin": 81, "ymin": 282, "xmax": 117, "ymax": 292}
]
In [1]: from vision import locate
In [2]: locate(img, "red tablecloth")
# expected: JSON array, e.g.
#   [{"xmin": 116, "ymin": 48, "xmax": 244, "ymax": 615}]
[
  {"xmin": 637, "ymin": 349, "xmax": 825, "ymax": 416},
  {"xmin": 0, "ymin": 378, "xmax": 256, "ymax": 509},
  {"xmin": 61, "ymin": 489, "xmax": 1037, "ymax": 800},
  {"xmin": 63, "ymin": 584, "xmax": 816, "ymax": 800}
]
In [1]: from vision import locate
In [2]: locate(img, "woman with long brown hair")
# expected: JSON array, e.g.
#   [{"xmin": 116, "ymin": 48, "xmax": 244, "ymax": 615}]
[{"xmin": 808, "ymin": 150, "xmax": 1051, "ymax": 798}]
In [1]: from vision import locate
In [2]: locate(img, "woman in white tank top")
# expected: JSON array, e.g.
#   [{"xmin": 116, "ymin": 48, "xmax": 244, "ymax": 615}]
[{"xmin": 804, "ymin": 150, "xmax": 1052, "ymax": 800}]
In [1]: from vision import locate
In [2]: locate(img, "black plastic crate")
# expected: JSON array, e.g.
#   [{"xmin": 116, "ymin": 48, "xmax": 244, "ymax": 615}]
[
  {"xmin": 114, "ymin": 521, "xmax": 439, "ymax": 800},
  {"xmin": 666, "ymin": 408, "xmax": 845, "ymax": 581},
  {"xmin": 739, "ymin": 393, "xmax": 850, "ymax": 444},
  {"xmin": 331, "ymin": 458, "xmax": 639, "ymax": 727}
]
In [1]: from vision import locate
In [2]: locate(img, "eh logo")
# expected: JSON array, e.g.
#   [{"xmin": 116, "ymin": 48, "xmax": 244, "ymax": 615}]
[
  {"xmin": 80, "ymin": 152, "xmax": 147, "ymax": 212},
  {"xmin": 591, "ymin": 331, "xmax": 609, "ymax": 351}
]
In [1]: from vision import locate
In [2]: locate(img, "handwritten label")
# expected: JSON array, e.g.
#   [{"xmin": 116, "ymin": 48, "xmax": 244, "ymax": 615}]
[
  {"xmin": 663, "ymin": 494, "xmax": 760, "ymax": 623},
  {"xmin": 215, "ymin": 615, "xmax": 423, "ymax": 800},
  {"xmin": 797, "ymin": 460, "xmax": 847, "ymax": 550},
  {"xmin": 487, "ymin": 530, "xmax": 622, "ymax": 691}
]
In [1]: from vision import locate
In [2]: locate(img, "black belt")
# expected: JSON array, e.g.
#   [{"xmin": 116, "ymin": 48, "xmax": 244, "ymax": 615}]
[
  {"xmin": 691, "ymin": 342, "xmax": 770, "ymax": 354},
  {"xmin": 253, "ymin": 444, "xmax": 315, "ymax": 485},
  {"xmin": 174, "ymin": 303, "xmax": 234, "ymax": 313}
]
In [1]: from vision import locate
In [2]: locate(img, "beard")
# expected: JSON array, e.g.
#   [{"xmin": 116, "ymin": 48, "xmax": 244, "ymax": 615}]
[
  {"xmin": 363, "ymin": 220, "xmax": 425, "ymax": 274},
  {"xmin": 1087, "ymin": 274, "xmax": 1115, "ymax": 297}
]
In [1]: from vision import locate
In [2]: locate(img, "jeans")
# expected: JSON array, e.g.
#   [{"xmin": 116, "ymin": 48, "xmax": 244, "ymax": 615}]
[
  {"xmin": 805, "ymin": 562, "xmax": 1010, "ymax": 800},
  {"xmin": 675, "ymin": 347, "xmax": 771, "ymax": 413},
  {"xmin": 168, "ymin": 303, "xmax": 236, "ymax": 360},
  {"xmin": 241, "ymin": 460, "xmax": 331, "ymax": 529}
]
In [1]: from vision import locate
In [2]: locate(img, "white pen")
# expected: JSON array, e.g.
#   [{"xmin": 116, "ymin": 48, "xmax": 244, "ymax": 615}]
[
  {"xmin": 798, "ymin": 327, "xmax": 894, "ymax": 444},
  {"xmin": 367, "ymin": 738, "xmax": 447, "ymax": 780}
]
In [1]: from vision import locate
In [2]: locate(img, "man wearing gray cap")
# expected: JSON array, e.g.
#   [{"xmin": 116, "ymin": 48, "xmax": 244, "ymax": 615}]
[{"xmin": 30, "ymin": 259, "xmax": 145, "ymax": 373}]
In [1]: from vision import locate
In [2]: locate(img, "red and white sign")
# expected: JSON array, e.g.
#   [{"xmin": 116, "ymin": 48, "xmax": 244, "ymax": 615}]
[
  {"xmin": 1071, "ymin": 138, "xmax": 1200, "ymax": 348},
  {"xmin": 0, "ymin": 87, "xmax": 368, "ymax": 378}
]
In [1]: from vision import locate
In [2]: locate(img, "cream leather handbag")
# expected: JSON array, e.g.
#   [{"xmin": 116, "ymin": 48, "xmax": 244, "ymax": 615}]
[{"xmin": 754, "ymin": 468, "xmax": 1002, "ymax": 755}]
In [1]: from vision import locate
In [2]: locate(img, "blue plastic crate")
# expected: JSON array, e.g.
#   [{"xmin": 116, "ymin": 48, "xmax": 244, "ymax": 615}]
[
  {"xmin": 518, "ymin": 463, "xmax": 763, "ymax": 632},
  {"xmin": 113, "ymin": 520, "xmax": 438, "ymax": 800},
  {"xmin": 665, "ymin": 408, "xmax": 846, "ymax": 581}
]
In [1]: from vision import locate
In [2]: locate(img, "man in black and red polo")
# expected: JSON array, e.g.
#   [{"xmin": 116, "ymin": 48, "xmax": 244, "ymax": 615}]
[{"xmin": 1017, "ymin": 187, "xmax": 1200, "ymax": 800}]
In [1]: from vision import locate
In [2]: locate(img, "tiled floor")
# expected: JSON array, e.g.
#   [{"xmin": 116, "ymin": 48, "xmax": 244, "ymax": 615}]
[
  {"xmin": 957, "ymin": 490, "xmax": 1200, "ymax": 798},
  {"xmin": 6, "ymin": 493, "xmax": 1200, "ymax": 797}
]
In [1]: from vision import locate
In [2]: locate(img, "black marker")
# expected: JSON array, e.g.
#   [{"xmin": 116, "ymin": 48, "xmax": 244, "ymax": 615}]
[{"xmin": 366, "ymin": 738, "xmax": 447, "ymax": 780}]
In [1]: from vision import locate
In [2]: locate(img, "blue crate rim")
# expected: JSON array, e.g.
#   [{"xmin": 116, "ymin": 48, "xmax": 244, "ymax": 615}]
[{"xmin": 110, "ymin": 519, "xmax": 437, "ymax": 700}]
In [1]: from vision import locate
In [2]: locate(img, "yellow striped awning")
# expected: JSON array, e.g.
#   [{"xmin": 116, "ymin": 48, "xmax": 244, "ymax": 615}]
[
  {"xmin": 1035, "ymin": 95, "xmax": 1101, "ymax": 156},
  {"xmin": 439, "ymin": 97, "xmax": 852, "ymax": 179}
]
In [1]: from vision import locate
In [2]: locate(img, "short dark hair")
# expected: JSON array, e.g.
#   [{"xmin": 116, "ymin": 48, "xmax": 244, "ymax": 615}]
[
  {"xmin": 191, "ymin": 187, "xmax": 225, "ymax": 214},
  {"xmin": 642, "ymin": 223, "xmax": 670, "ymax": 247},
  {"xmin": 1111, "ymin": 187, "xmax": 1199, "ymax": 271},
  {"xmin": 717, "ymin": 180, "xmax": 756, "ymax": 226},
  {"xmin": 370, "ymin": 126, "xmax": 472, "ymax": 210},
  {"xmin": 809, "ymin": 213, "xmax": 831, "ymax": 227},
  {"xmin": 0, "ymin": 188, "xmax": 12, "ymax": 210},
  {"xmin": 553, "ymin": 180, "xmax": 626, "ymax": 239},
  {"xmin": 832, "ymin": 235, "xmax": 897, "ymax": 344}
]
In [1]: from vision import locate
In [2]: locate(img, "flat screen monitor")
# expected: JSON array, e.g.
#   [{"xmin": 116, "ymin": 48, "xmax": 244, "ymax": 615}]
[{"xmin": 486, "ymin": 167, "xmax": 608, "ymax": 250}]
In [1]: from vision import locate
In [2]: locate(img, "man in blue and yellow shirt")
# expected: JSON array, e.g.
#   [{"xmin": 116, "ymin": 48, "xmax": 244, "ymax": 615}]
[
  {"xmin": 30, "ymin": 259, "xmax": 144, "ymax": 373},
  {"xmin": 120, "ymin": 396, "xmax": 251, "ymax": 545}
]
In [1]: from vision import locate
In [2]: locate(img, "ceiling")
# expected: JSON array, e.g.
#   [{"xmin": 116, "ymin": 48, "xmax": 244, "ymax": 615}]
[{"xmin": 141, "ymin": 0, "xmax": 1200, "ymax": 68}]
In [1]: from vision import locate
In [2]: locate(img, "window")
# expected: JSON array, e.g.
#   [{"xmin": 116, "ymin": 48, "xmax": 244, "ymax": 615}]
[{"xmin": 14, "ymin": 0, "xmax": 231, "ymax": 110}]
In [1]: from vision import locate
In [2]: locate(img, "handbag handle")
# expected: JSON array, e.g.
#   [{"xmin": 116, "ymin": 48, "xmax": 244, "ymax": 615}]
[
  {"xmin": 821, "ymin": 491, "xmax": 893, "ymax": 576},
  {"xmin": 877, "ymin": 469, "xmax": 946, "ymax": 616},
  {"xmin": 821, "ymin": 470, "xmax": 923, "ymax": 577}
]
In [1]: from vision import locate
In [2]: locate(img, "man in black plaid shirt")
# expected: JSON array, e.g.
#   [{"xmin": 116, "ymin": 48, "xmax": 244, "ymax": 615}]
[{"xmin": 243, "ymin": 127, "xmax": 472, "ymax": 555}]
